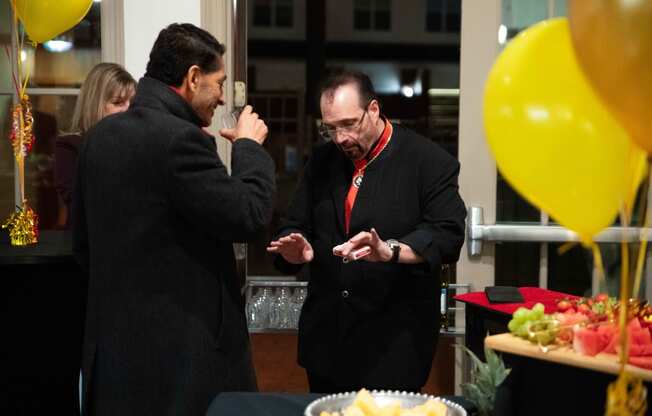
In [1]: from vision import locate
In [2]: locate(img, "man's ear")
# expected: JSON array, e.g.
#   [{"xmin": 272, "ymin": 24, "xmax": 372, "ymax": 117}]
[
  {"xmin": 368, "ymin": 99, "xmax": 381, "ymax": 117},
  {"xmin": 186, "ymin": 65, "xmax": 202, "ymax": 92}
]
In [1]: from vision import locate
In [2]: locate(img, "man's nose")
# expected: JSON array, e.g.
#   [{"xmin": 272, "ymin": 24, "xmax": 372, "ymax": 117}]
[{"xmin": 332, "ymin": 130, "xmax": 349, "ymax": 144}]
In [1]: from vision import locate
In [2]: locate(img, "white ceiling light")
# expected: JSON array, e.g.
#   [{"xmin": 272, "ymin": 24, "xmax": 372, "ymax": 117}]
[
  {"xmin": 498, "ymin": 24, "xmax": 508, "ymax": 45},
  {"xmin": 43, "ymin": 39, "xmax": 74, "ymax": 53},
  {"xmin": 401, "ymin": 85, "xmax": 414, "ymax": 98}
]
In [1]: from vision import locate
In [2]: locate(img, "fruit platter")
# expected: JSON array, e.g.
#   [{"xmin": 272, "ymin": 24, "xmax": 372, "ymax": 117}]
[{"xmin": 485, "ymin": 294, "xmax": 652, "ymax": 380}]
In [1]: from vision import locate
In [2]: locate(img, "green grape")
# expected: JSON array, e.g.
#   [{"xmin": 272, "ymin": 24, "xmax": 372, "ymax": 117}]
[
  {"xmin": 508, "ymin": 320, "xmax": 518, "ymax": 333},
  {"xmin": 532, "ymin": 303, "xmax": 545, "ymax": 316},
  {"xmin": 513, "ymin": 308, "xmax": 529, "ymax": 320},
  {"xmin": 508, "ymin": 303, "xmax": 558, "ymax": 345},
  {"xmin": 516, "ymin": 325, "xmax": 529, "ymax": 338}
]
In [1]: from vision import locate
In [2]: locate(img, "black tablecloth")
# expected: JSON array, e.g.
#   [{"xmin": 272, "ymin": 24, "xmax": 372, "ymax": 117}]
[
  {"xmin": 3, "ymin": 231, "xmax": 85, "ymax": 415},
  {"xmin": 207, "ymin": 392, "xmax": 477, "ymax": 416}
]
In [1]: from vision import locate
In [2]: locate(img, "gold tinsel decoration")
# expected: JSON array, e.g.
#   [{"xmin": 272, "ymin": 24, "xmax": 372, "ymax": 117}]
[
  {"xmin": 2, "ymin": 202, "xmax": 38, "ymax": 246},
  {"xmin": 606, "ymin": 371, "xmax": 647, "ymax": 416},
  {"xmin": 9, "ymin": 95, "xmax": 34, "ymax": 157}
]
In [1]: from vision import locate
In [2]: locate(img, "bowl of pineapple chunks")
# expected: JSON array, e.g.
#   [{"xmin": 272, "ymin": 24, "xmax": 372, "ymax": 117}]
[{"xmin": 304, "ymin": 388, "xmax": 467, "ymax": 416}]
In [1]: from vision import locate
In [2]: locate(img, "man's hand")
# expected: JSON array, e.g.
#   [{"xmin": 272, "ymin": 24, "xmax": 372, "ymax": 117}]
[
  {"xmin": 266, "ymin": 233, "xmax": 314, "ymax": 264},
  {"xmin": 332, "ymin": 228, "xmax": 393, "ymax": 263},
  {"xmin": 219, "ymin": 105, "xmax": 268, "ymax": 145}
]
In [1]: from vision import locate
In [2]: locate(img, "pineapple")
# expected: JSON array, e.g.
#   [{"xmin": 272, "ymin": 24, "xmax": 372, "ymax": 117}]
[
  {"xmin": 353, "ymin": 389, "xmax": 380, "ymax": 415},
  {"xmin": 456, "ymin": 344, "xmax": 511, "ymax": 416}
]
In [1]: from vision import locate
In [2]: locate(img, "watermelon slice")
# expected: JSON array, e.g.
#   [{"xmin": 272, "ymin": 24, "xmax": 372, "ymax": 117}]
[
  {"xmin": 573, "ymin": 326, "xmax": 608, "ymax": 356},
  {"xmin": 629, "ymin": 356, "xmax": 652, "ymax": 370}
]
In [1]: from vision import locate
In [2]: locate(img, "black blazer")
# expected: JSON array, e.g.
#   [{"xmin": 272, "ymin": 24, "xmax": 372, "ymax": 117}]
[
  {"xmin": 73, "ymin": 77, "xmax": 275, "ymax": 416},
  {"xmin": 275, "ymin": 124, "xmax": 466, "ymax": 389}
]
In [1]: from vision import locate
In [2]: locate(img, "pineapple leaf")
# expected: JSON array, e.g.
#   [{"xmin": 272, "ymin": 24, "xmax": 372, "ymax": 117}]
[{"xmin": 454, "ymin": 343, "xmax": 512, "ymax": 416}]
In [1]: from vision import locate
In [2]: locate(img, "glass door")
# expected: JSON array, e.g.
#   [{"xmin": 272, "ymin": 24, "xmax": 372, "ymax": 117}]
[{"xmin": 458, "ymin": 0, "xmax": 652, "ymax": 311}]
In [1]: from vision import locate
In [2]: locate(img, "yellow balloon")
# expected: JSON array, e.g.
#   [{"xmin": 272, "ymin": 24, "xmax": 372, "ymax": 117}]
[
  {"xmin": 569, "ymin": 0, "xmax": 652, "ymax": 154},
  {"xmin": 14, "ymin": 0, "xmax": 93, "ymax": 44},
  {"xmin": 625, "ymin": 146, "xmax": 648, "ymax": 218},
  {"xmin": 484, "ymin": 18, "xmax": 637, "ymax": 245}
]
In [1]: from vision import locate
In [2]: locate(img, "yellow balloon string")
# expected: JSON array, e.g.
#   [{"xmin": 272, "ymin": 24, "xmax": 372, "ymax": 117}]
[
  {"xmin": 633, "ymin": 160, "xmax": 652, "ymax": 299},
  {"xmin": 3, "ymin": 0, "xmax": 38, "ymax": 245},
  {"xmin": 591, "ymin": 243, "xmax": 607, "ymax": 294},
  {"xmin": 557, "ymin": 241, "xmax": 578, "ymax": 255},
  {"xmin": 619, "ymin": 209, "xmax": 631, "ymax": 367},
  {"xmin": 606, "ymin": 371, "xmax": 647, "ymax": 416},
  {"xmin": 605, "ymin": 209, "xmax": 646, "ymax": 416}
]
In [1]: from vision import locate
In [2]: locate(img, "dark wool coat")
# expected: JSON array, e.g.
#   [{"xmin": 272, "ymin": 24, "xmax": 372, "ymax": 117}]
[
  {"xmin": 275, "ymin": 124, "xmax": 466, "ymax": 389},
  {"xmin": 73, "ymin": 77, "xmax": 275, "ymax": 415}
]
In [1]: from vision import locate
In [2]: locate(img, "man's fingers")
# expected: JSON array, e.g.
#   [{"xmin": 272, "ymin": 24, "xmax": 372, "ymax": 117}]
[
  {"xmin": 240, "ymin": 105, "xmax": 253, "ymax": 116},
  {"xmin": 370, "ymin": 228, "xmax": 382, "ymax": 244},
  {"xmin": 279, "ymin": 235, "xmax": 296, "ymax": 243},
  {"xmin": 219, "ymin": 128, "xmax": 237, "ymax": 142},
  {"xmin": 289, "ymin": 233, "xmax": 306, "ymax": 242},
  {"xmin": 333, "ymin": 241, "xmax": 354, "ymax": 257},
  {"xmin": 348, "ymin": 231, "xmax": 372, "ymax": 245}
]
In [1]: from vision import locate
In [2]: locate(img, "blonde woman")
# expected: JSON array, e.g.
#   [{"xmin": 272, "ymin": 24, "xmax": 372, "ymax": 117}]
[{"xmin": 55, "ymin": 63, "xmax": 136, "ymax": 228}]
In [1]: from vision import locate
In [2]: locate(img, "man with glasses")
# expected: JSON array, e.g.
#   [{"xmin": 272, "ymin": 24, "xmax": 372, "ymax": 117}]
[{"xmin": 267, "ymin": 69, "xmax": 466, "ymax": 393}]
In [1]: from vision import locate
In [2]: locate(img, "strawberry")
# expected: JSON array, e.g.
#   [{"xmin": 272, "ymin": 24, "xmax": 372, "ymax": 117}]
[
  {"xmin": 557, "ymin": 299, "xmax": 572, "ymax": 313},
  {"xmin": 595, "ymin": 293, "xmax": 609, "ymax": 303},
  {"xmin": 577, "ymin": 303, "xmax": 592, "ymax": 314}
]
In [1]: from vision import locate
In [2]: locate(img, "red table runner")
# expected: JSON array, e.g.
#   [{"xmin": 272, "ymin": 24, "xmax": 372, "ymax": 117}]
[{"xmin": 454, "ymin": 286, "xmax": 578, "ymax": 315}]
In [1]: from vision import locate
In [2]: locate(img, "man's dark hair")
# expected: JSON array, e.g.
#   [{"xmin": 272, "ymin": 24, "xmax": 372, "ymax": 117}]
[
  {"xmin": 318, "ymin": 68, "xmax": 379, "ymax": 109},
  {"xmin": 145, "ymin": 23, "xmax": 226, "ymax": 86}
]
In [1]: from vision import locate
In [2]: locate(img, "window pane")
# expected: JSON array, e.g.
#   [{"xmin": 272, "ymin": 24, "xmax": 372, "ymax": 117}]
[
  {"xmin": 447, "ymin": 0, "xmax": 461, "ymax": 13},
  {"xmin": 445, "ymin": 0, "xmax": 461, "ymax": 32},
  {"xmin": 276, "ymin": 6, "xmax": 293, "ymax": 27},
  {"xmin": 548, "ymin": 243, "xmax": 593, "ymax": 296},
  {"xmin": 501, "ymin": 0, "xmax": 548, "ymax": 42},
  {"xmin": 354, "ymin": 0, "xmax": 372, "ymax": 30},
  {"xmin": 0, "ymin": 95, "xmax": 14, "ymax": 216},
  {"xmin": 24, "ymin": 94, "xmax": 77, "ymax": 230},
  {"xmin": 24, "ymin": 2, "xmax": 101, "ymax": 88},
  {"xmin": 270, "ymin": 97, "xmax": 283, "ymax": 118},
  {"xmin": 495, "ymin": 242, "xmax": 540, "ymax": 287},
  {"xmin": 375, "ymin": 0, "xmax": 391, "ymax": 11},
  {"xmin": 427, "ymin": 0, "xmax": 444, "ymax": 11},
  {"xmin": 246, "ymin": 92, "xmax": 305, "ymax": 276},
  {"xmin": 254, "ymin": 0, "xmax": 272, "ymax": 27},
  {"xmin": 554, "ymin": 0, "xmax": 568, "ymax": 17},
  {"xmin": 495, "ymin": 172, "xmax": 540, "ymax": 288},
  {"xmin": 374, "ymin": 10, "xmax": 391, "ymax": 30},
  {"xmin": 355, "ymin": 0, "xmax": 372, "ymax": 9},
  {"xmin": 276, "ymin": 0, "xmax": 293, "ymax": 27},
  {"xmin": 0, "ymin": 1, "xmax": 13, "ymax": 92},
  {"xmin": 496, "ymin": 173, "xmax": 539, "ymax": 222},
  {"xmin": 354, "ymin": 10, "xmax": 371, "ymax": 30},
  {"xmin": 426, "ymin": 12, "xmax": 442, "ymax": 32},
  {"xmin": 285, "ymin": 97, "xmax": 298, "ymax": 117}
]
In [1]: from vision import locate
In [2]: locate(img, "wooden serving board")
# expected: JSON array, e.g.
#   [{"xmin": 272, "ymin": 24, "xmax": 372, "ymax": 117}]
[{"xmin": 485, "ymin": 333, "xmax": 652, "ymax": 382}]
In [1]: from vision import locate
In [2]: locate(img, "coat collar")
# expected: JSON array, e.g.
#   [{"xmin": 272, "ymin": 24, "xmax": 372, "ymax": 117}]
[{"xmin": 131, "ymin": 77, "xmax": 204, "ymax": 127}]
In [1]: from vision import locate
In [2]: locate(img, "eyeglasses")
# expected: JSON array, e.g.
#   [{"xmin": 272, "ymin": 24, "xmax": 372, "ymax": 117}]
[{"xmin": 318, "ymin": 108, "xmax": 368, "ymax": 141}]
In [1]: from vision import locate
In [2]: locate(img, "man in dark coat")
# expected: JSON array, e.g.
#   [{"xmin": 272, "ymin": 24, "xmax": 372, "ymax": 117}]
[
  {"xmin": 73, "ymin": 24, "xmax": 274, "ymax": 415},
  {"xmin": 267, "ymin": 69, "xmax": 466, "ymax": 393}
]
